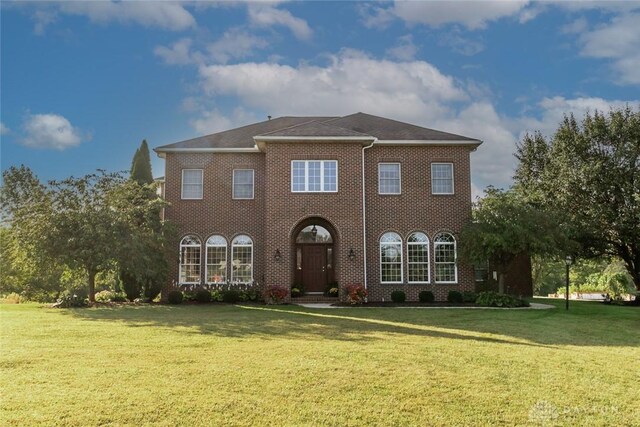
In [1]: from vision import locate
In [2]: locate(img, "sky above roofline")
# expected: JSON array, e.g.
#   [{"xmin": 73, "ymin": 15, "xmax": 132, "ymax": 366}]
[{"xmin": 2, "ymin": 1, "xmax": 639, "ymax": 198}]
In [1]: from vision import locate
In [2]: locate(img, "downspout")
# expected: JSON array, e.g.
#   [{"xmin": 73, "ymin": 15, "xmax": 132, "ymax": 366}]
[{"xmin": 361, "ymin": 139, "xmax": 376, "ymax": 290}]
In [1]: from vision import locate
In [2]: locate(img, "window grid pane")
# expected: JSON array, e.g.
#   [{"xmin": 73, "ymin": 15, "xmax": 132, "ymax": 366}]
[
  {"xmin": 232, "ymin": 246, "xmax": 253, "ymax": 283},
  {"xmin": 408, "ymin": 239, "xmax": 429, "ymax": 283},
  {"xmin": 379, "ymin": 163, "xmax": 400, "ymax": 194},
  {"xmin": 180, "ymin": 245, "xmax": 201, "ymax": 283},
  {"xmin": 432, "ymin": 164, "xmax": 453, "ymax": 194},
  {"xmin": 206, "ymin": 246, "xmax": 226, "ymax": 283},
  {"xmin": 233, "ymin": 170, "xmax": 254, "ymax": 199},
  {"xmin": 182, "ymin": 170, "xmax": 203, "ymax": 199},
  {"xmin": 380, "ymin": 240, "xmax": 402, "ymax": 283},
  {"xmin": 434, "ymin": 233, "xmax": 457, "ymax": 283},
  {"xmin": 291, "ymin": 160, "xmax": 337, "ymax": 192}
]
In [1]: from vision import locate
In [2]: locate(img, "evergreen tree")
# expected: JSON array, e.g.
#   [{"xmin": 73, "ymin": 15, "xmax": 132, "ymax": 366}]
[{"xmin": 130, "ymin": 140, "xmax": 153, "ymax": 184}]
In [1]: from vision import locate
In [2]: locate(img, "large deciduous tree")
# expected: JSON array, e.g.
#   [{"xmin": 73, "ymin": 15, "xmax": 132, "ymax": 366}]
[
  {"xmin": 1, "ymin": 166, "xmax": 170, "ymax": 302},
  {"xmin": 515, "ymin": 106, "xmax": 640, "ymax": 291},
  {"xmin": 460, "ymin": 188, "xmax": 573, "ymax": 293}
]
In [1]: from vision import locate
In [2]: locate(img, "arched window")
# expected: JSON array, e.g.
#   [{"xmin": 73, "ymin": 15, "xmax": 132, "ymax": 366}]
[
  {"xmin": 206, "ymin": 235, "xmax": 227, "ymax": 284},
  {"xmin": 179, "ymin": 235, "xmax": 201, "ymax": 284},
  {"xmin": 296, "ymin": 225, "xmax": 333, "ymax": 243},
  {"xmin": 407, "ymin": 232, "xmax": 430, "ymax": 283},
  {"xmin": 434, "ymin": 232, "xmax": 457, "ymax": 283},
  {"xmin": 231, "ymin": 235, "xmax": 253, "ymax": 283},
  {"xmin": 380, "ymin": 232, "xmax": 402, "ymax": 283}
]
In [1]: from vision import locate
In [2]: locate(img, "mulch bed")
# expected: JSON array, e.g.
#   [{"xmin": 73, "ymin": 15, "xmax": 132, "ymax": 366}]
[{"xmin": 331, "ymin": 302, "xmax": 478, "ymax": 307}]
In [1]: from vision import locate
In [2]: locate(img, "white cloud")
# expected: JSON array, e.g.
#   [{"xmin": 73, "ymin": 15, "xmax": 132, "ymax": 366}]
[
  {"xmin": 519, "ymin": 96, "xmax": 636, "ymax": 139},
  {"xmin": 154, "ymin": 38, "xmax": 201, "ymax": 66},
  {"xmin": 197, "ymin": 49, "xmax": 466, "ymax": 124},
  {"xmin": 385, "ymin": 35, "xmax": 418, "ymax": 61},
  {"xmin": 561, "ymin": 17, "xmax": 588, "ymax": 34},
  {"xmin": 438, "ymin": 30, "xmax": 485, "ymax": 56},
  {"xmin": 363, "ymin": 0, "xmax": 532, "ymax": 30},
  {"xmin": 30, "ymin": 1, "xmax": 196, "ymax": 33},
  {"xmin": 21, "ymin": 113, "xmax": 87, "ymax": 150},
  {"xmin": 155, "ymin": 29, "xmax": 268, "ymax": 66},
  {"xmin": 0, "ymin": 122, "xmax": 10, "ymax": 135},
  {"xmin": 247, "ymin": 3, "xmax": 312, "ymax": 40},
  {"xmin": 190, "ymin": 107, "xmax": 258, "ymax": 135},
  {"xmin": 207, "ymin": 28, "xmax": 268, "ymax": 64},
  {"xmin": 576, "ymin": 13, "xmax": 640, "ymax": 84}
]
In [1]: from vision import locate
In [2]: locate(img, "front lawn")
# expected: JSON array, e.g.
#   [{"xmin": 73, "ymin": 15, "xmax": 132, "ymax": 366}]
[{"xmin": 1, "ymin": 300, "xmax": 638, "ymax": 426}]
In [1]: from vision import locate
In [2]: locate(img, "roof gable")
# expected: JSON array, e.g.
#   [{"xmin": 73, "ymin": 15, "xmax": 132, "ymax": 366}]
[{"xmin": 155, "ymin": 112, "xmax": 480, "ymax": 153}]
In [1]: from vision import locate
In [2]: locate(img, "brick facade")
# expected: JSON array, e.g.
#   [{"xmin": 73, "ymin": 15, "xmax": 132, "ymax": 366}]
[{"xmin": 161, "ymin": 141, "xmax": 477, "ymax": 301}]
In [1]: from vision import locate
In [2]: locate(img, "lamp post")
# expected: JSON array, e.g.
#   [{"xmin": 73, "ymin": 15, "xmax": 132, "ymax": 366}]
[{"xmin": 565, "ymin": 255, "xmax": 573, "ymax": 311}]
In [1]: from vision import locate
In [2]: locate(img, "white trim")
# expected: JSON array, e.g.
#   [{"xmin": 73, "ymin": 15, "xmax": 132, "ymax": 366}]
[
  {"xmin": 375, "ymin": 139, "xmax": 482, "ymax": 146},
  {"xmin": 156, "ymin": 147, "xmax": 260, "ymax": 153},
  {"xmin": 231, "ymin": 234, "xmax": 254, "ymax": 283},
  {"xmin": 290, "ymin": 160, "xmax": 338, "ymax": 193},
  {"xmin": 232, "ymin": 169, "xmax": 255, "ymax": 200},
  {"xmin": 179, "ymin": 235, "xmax": 202, "ymax": 285},
  {"xmin": 362, "ymin": 140, "xmax": 375, "ymax": 291},
  {"xmin": 378, "ymin": 162, "xmax": 401, "ymax": 195},
  {"xmin": 434, "ymin": 232, "xmax": 458, "ymax": 284},
  {"xmin": 255, "ymin": 136, "xmax": 375, "ymax": 142},
  {"xmin": 181, "ymin": 169, "xmax": 203, "ymax": 200},
  {"xmin": 431, "ymin": 163, "xmax": 455, "ymax": 195},
  {"xmin": 407, "ymin": 232, "xmax": 431, "ymax": 284},
  {"xmin": 380, "ymin": 232, "xmax": 403, "ymax": 284},
  {"xmin": 205, "ymin": 235, "xmax": 228, "ymax": 285}
]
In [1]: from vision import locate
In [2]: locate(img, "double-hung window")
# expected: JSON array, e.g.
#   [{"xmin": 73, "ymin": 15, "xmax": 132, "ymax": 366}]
[
  {"xmin": 407, "ymin": 232, "xmax": 430, "ymax": 283},
  {"xmin": 380, "ymin": 232, "xmax": 403, "ymax": 283},
  {"xmin": 291, "ymin": 160, "xmax": 338, "ymax": 192},
  {"xmin": 378, "ymin": 163, "xmax": 401, "ymax": 195},
  {"xmin": 206, "ymin": 235, "xmax": 227, "ymax": 284},
  {"xmin": 231, "ymin": 235, "xmax": 253, "ymax": 283},
  {"xmin": 179, "ymin": 235, "xmax": 201, "ymax": 284},
  {"xmin": 431, "ymin": 163, "xmax": 454, "ymax": 195},
  {"xmin": 233, "ymin": 169, "xmax": 254, "ymax": 199},
  {"xmin": 182, "ymin": 169, "xmax": 203, "ymax": 199},
  {"xmin": 434, "ymin": 232, "xmax": 457, "ymax": 283}
]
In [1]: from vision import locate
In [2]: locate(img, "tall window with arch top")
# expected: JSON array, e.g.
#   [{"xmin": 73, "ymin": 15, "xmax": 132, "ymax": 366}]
[
  {"xmin": 180, "ymin": 235, "xmax": 201, "ymax": 284},
  {"xmin": 380, "ymin": 232, "xmax": 403, "ymax": 283},
  {"xmin": 231, "ymin": 235, "xmax": 253, "ymax": 283},
  {"xmin": 206, "ymin": 235, "xmax": 227, "ymax": 284},
  {"xmin": 434, "ymin": 232, "xmax": 457, "ymax": 283},
  {"xmin": 407, "ymin": 232, "xmax": 430, "ymax": 283}
]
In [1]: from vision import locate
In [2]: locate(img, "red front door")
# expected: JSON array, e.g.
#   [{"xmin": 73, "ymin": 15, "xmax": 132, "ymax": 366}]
[{"xmin": 302, "ymin": 245, "xmax": 327, "ymax": 292}]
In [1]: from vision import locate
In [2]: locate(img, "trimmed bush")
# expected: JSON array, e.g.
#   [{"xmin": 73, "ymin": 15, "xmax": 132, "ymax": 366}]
[
  {"xmin": 95, "ymin": 290, "xmax": 115, "ymax": 303},
  {"xmin": 475, "ymin": 291, "xmax": 529, "ymax": 308},
  {"xmin": 345, "ymin": 284, "xmax": 367, "ymax": 305},
  {"xmin": 447, "ymin": 290, "xmax": 464, "ymax": 303},
  {"xmin": 291, "ymin": 287, "xmax": 302, "ymax": 298},
  {"xmin": 462, "ymin": 291, "xmax": 477, "ymax": 303},
  {"xmin": 222, "ymin": 290, "xmax": 241, "ymax": 304},
  {"xmin": 263, "ymin": 285, "xmax": 289, "ymax": 305},
  {"xmin": 167, "ymin": 290, "xmax": 184, "ymax": 305},
  {"xmin": 195, "ymin": 289, "xmax": 211, "ymax": 303},
  {"xmin": 53, "ymin": 294, "xmax": 88, "ymax": 308},
  {"xmin": 390, "ymin": 290, "xmax": 406, "ymax": 303},
  {"xmin": 112, "ymin": 294, "xmax": 128, "ymax": 302},
  {"xmin": 418, "ymin": 290, "xmax": 435, "ymax": 303}
]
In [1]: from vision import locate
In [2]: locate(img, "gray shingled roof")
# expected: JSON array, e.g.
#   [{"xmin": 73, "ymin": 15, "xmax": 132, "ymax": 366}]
[{"xmin": 155, "ymin": 112, "xmax": 479, "ymax": 151}]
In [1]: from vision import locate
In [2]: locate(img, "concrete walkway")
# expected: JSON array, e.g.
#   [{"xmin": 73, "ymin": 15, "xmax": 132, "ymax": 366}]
[{"xmin": 295, "ymin": 302, "xmax": 555, "ymax": 310}]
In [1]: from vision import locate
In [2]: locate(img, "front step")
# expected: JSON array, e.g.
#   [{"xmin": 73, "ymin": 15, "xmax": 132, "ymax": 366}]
[{"xmin": 292, "ymin": 295, "xmax": 339, "ymax": 303}]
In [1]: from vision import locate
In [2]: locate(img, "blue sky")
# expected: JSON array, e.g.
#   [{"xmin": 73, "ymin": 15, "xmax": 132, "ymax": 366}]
[{"xmin": 2, "ymin": 1, "xmax": 639, "ymax": 197}]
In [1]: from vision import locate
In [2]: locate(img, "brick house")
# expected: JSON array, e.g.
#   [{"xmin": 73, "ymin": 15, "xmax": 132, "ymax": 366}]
[{"xmin": 154, "ymin": 112, "xmax": 485, "ymax": 302}]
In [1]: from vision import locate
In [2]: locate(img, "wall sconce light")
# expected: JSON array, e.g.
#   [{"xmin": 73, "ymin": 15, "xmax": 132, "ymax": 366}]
[
  {"xmin": 348, "ymin": 248, "xmax": 355, "ymax": 261},
  {"xmin": 274, "ymin": 249, "xmax": 282, "ymax": 262}
]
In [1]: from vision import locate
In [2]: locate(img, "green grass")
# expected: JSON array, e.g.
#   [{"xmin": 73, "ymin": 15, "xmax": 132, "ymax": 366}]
[{"xmin": 1, "ymin": 299, "xmax": 638, "ymax": 426}]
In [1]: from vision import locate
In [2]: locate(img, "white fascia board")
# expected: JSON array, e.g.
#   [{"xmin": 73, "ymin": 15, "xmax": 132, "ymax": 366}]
[
  {"xmin": 375, "ymin": 139, "xmax": 483, "ymax": 146},
  {"xmin": 154, "ymin": 147, "xmax": 261, "ymax": 156},
  {"xmin": 253, "ymin": 136, "xmax": 376, "ymax": 142}
]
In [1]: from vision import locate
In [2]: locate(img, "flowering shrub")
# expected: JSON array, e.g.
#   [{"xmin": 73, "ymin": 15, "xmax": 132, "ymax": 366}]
[
  {"xmin": 263, "ymin": 285, "xmax": 288, "ymax": 305},
  {"xmin": 95, "ymin": 290, "xmax": 115, "ymax": 303},
  {"xmin": 345, "ymin": 284, "xmax": 367, "ymax": 305}
]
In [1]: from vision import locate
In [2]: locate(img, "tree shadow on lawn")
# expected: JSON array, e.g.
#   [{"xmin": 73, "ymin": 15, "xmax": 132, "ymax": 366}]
[{"xmin": 59, "ymin": 300, "xmax": 639, "ymax": 348}]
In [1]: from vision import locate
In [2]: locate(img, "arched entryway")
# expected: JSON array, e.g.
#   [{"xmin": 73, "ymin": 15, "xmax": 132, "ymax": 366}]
[{"xmin": 292, "ymin": 219, "xmax": 336, "ymax": 293}]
